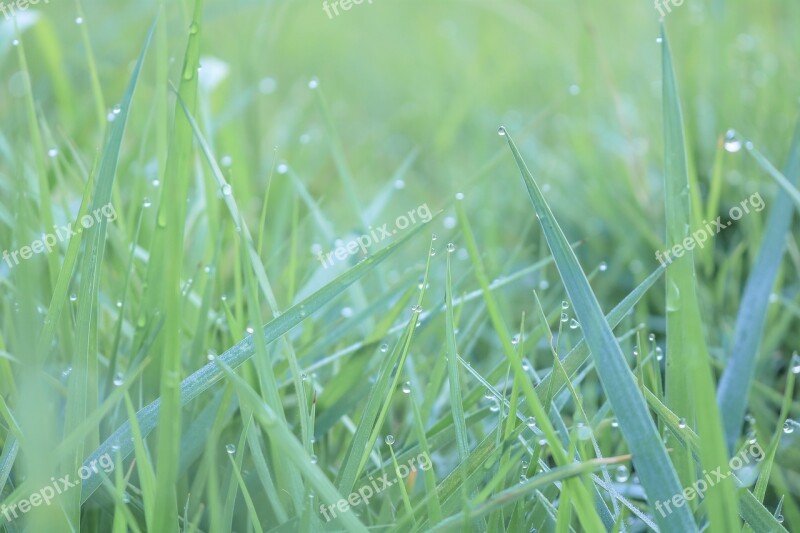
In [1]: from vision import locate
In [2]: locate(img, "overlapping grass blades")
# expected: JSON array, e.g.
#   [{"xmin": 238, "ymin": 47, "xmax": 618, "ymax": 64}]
[{"xmin": 499, "ymin": 127, "xmax": 696, "ymax": 532}]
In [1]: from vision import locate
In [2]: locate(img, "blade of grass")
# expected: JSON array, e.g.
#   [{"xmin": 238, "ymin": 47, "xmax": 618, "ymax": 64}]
[
  {"xmin": 717, "ymin": 121, "xmax": 800, "ymax": 448},
  {"xmin": 500, "ymin": 126, "xmax": 696, "ymax": 532}
]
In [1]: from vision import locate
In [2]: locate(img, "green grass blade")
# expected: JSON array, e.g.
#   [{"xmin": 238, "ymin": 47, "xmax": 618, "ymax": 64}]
[
  {"xmin": 717, "ymin": 121, "xmax": 800, "ymax": 447},
  {"xmin": 659, "ymin": 25, "xmax": 739, "ymax": 531},
  {"xmin": 499, "ymin": 126, "xmax": 696, "ymax": 532}
]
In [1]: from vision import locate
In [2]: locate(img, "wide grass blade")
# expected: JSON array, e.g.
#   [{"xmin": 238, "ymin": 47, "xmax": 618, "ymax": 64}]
[{"xmin": 499, "ymin": 126, "xmax": 696, "ymax": 532}]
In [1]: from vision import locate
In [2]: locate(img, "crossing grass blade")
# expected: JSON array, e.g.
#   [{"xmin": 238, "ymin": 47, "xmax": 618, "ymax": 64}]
[{"xmin": 499, "ymin": 126, "xmax": 697, "ymax": 532}]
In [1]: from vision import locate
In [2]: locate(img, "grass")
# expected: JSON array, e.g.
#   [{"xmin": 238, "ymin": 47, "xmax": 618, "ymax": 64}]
[{"xmin": 0, "ymin": 0, "xmax": 798, "ymax": 532}]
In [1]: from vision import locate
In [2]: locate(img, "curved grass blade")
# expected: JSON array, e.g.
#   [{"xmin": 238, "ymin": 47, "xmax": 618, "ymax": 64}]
[{"xmin": 499, "ymin": 127, "xmax": 696, "ymax": 532}]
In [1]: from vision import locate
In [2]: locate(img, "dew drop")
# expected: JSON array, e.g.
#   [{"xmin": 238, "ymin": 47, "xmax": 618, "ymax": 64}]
[
  {"xmin": 221, "ymin": 183, "xmax": 232, "ymax": 196},
  {"xmin": 220, "ymin": 155, "xmax": 233, "ymax": 167},
  {"xmin": 519, "ymin": 474, "xmax": 527, "ymax": 484},
  {"xmin": 385, "ymin": 435, "xmax": 395, "ymax": 446},
  {"xmin": 152, "ymin": 178, "xmax": 161, "ymax": 187},
  {"xmin": 189, "ymin": 21, "xmax": 199, "ymax": 34},
  {"xmin": 310, "ymin": 454, "xmax": 318, "ymax": 464},
  {"xmin": 489, "ymin": 398, "xmax": 500, "ymax": 412},
  {"xmin": 277, "ymin": 162, "xmax": 289, "ymax": 174},
  {"xmin": 455, "ymin": 192, "xmax": 465, "ymax": 201},
  {"xmin": 112, "ymin": 104, "xmax": 121, "ymax": 115},
  {"xmin": 611, "ymin": 418, "xmax": 619, "ymax": 428},
  {"xmin": 48, "ymin": 148, "xmax": 58, "ymax": 158},
  {"xmin": 614, "ymin": 465, "xmax": 630, "ymax": 483},
  {"xmin": 122, "ymin": 492, "xmax": 130, "ymax": 503},
  {"xmin": 69, "ymin": 294, "xmax": 78, "ymax": 302},
  {"xmin": 791, "ymin": 352, "xmax": 800, "ymax": 374},
  {"xmin": 678, "ymin": 418, "xmax": 687, "ymax": 429},
  {"xmin": 724, "ymin": 129, "xmax": 743, "ymax": 153},
  {"xmin": 380, "ymin": 343, "xmax": 389, "ymax": 353},
  {"xmin": 245, "ymin": 326, "xmax": 255, "ymax": 334},
  {"xmin": 431, "ymin": 233, "xmax": 437, "ymax": 241},
  {"xmin": 783, "ymin": 421, "xmax": 794, "ymax": 434},
  {"xmin": 429, "ymin": 248, "xmax": 436, "ymax": 257},
  {"xmin": 656, "ymin": 36, "xmax": 663, "ymax": 44},
  {"xmin": 225, "ymin": 444, "xmax": 236, "ymax": 455},
  {"xmin": 521, "ymin": 457, "xmax": 530, "ymax": 469},
  {"xmin": 341, "ymin": 307, "xmax": 353, "ymax": 318},
  {"xmin": 598, "ymin": 261, "xmax": 608, "ymax": 272},
  {"xmin": 560, "ymin": 313, "xmax": 568, "ymax": 323},
  {"xmin": 561, "ymin": 301, "xmax": 570, "ymax": 310},
  {"xmin": 569, "ymin": 318, "xmax": 580, "ymax": 330},
  {"xmin": 308, "ymin": 78, "xmax": 319, "ymax": 90},
  {"xmin": 497, "ymin": 126, "xmax": 506, "ymax": 136},
  {"xmin": 113, "ymin": 372, "xmax": 124, "ymax": 386},
  {"xmin": 401, "ymin": 381, "xmax": 411, "ymax": 394},
  {"xmin": 411, "ymin": 304, "xmax": 423, "ymax": 313},
  {"xmin": 525, "ymin": 416, "xmax": 536, "ymax": 429},
  {"xmin": 207, "ymin": 351, "xmax": 217, "ymax": 361},
  {"xmin": 648, "ymin": 333, "xmax": 656, "ymax": 342},
  {"xmin": 447, "ymin": 242, "xmax": 456, "ymax": 253},
  {"xmin": 511, "ymin": 334, "xmax": 520, "ymax": 346},
  {"xmin": 143, "ymin": 197, "xmax": 152, "ymax": 208},
  {"xmin": 11, "ymin": 39, "xmax": 19, "ymax": 46}
]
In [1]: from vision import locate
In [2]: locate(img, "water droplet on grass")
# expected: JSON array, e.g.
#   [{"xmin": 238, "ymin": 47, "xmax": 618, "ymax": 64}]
[
  {"xmin": 615, "ymin": 465, "xmax": 630, "ymax": 482},
  {"xmin": 225, "ymin": 444, "xmax": 236, "ymax": 454},
  {"xmin": 385, "ymin": 435, "xmax": 395, "ymax": 446},
  {"xmin": 113, "ymin": 373, "xmax": 124, "ymax": 386},
  {"xmin": 401, "ymin": 381, "xmax": 411, "ymax": 394},
  {"xmin": 497, "ymin": 127, "xmax": 506, "ymax": 136},
  {"xmin": 724, "ymin": 129, "xmax": 743, "ymax": 153}
]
